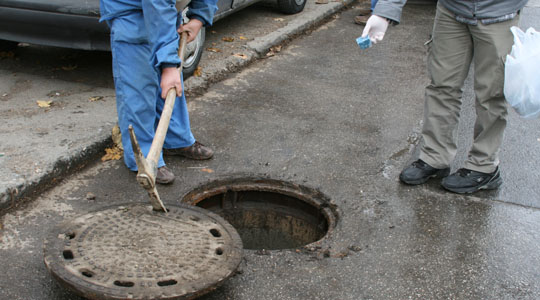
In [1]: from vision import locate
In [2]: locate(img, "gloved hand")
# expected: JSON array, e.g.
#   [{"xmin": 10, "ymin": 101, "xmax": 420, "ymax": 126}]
[{"xmin": 361, "ymin": 15, "xmax": 389, "ymax": 44}]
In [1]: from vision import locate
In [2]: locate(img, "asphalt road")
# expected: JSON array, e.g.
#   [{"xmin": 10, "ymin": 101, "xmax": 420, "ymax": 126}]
[{"xmin": 1, "ymin": 1, "xmax": 540, "ymax": 299}]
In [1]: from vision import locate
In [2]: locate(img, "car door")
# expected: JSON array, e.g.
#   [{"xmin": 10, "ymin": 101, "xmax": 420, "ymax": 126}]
[
  {"xmin": 231, "ymin": 0, "xmax": 255, "ymax": 10},
  {"xmin": 216, "ymin": 0, "xmax": 233, "ymax": 15}
]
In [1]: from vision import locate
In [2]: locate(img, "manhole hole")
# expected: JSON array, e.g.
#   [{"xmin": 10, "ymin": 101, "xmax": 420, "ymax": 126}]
[
  {"xmin": 182, "ymin": 178, "xmax": 338, "ymax": 250},
  {"xmin": 43, "ymin": 203, "xmax": 243, "ymax": 300}
]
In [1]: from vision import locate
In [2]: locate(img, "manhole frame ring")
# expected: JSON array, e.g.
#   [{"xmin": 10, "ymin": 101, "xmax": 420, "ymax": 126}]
[{"xmin": 181, "ymin": 176, "xmax": 339, "ymax": 249}]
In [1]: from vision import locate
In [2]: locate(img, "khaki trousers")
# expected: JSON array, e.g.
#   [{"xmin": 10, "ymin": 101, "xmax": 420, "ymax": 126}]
[{"xmin": 419, "ymin": 3, "xmax": 519, "ymax": 173}]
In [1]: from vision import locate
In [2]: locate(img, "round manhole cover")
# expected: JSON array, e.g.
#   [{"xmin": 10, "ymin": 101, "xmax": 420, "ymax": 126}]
[{"xmin": 43, "ymin": 203, "xmax": 243, "ymax": 300}]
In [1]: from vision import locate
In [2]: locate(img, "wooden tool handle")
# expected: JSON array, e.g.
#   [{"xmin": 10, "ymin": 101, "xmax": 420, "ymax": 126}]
[{"xmin": 147, "ymin": 31, "xmax": 189, "ymax": 164}]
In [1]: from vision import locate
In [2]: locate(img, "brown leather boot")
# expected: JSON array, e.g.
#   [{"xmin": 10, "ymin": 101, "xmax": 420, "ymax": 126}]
[
  {"xmin": 357, "ymin": 8, "xmax": 372, "ymax": 16},
  {"xmin": 156, "ymin": 166, "xmax": 175, "ymax": 185},
  {"xmin": 354, "ymin": 14, "xmax": 371, "ymax": 26},
  {"xmin": 163, "ymin": 141, "xmax": 214, "ymax": 160}
]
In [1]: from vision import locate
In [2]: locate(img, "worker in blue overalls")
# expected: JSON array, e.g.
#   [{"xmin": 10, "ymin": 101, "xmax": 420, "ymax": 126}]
[{"xmin": 100, "ymin": 0, "xmax": 218, "ymax": 184}]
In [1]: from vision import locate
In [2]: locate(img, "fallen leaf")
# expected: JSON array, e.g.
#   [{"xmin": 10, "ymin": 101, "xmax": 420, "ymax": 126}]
[
  {"xmin": 265, "ymin": 45, "xmax": 282, "ymax": 58},
  {"xmin": 273, "ymin": 18, "xmax": 285, "ymax": 22},
  {"xmin": 211, "ymin": 30, "xmax": 217, "ymax": 34},
  {"xmin": 37, "ymin": 100, "xmax": 52, "ymax": 108},
  {"xmin": 0, "ymin": 51, "xmax": 15, "ymax": 59},
  {"xmin": 201, "ymin": 168, "xmax": 214, "ymax": 173},
  {"xmin": 222, "ymin": 37, "xmax": 234, "ymax": 42},
  {"xmin": 194, "ymin": 66, "xmax": 203, "ymax": 77},
  {"xmin": 61, "ymin": 65, "xmax": 78, "ymax": 71},
  {"xmin": 316, "ymin": 0, "xmax": 329, "ymax": 3},
  {"xmin": 271, "ymin": 45, "xmax": 282, "ymax": 52},
  {"xmin": 238, "ymin": 36, "xmax": 248, "ymax": 40},
  {"xmin": 112, "ymin": 124, "xmax": 123, "ymax": 150},
  {"xmin": 206, "ymin": 47, "xmax": 222, "ymax": 53},
  {"xmin": 89, "ymin": 96, "xmax": 104, "ymax": 102},
  {"xmin": 233, "ymin": 53, "xmax": 248, "ymax": 60},
  {"xmin": 86, "ymin": 192, "xmax": 96, "ymax": 200},
  {"xmin": 101, "ymin": 146, "xmax": 123, "ymax": 161}
]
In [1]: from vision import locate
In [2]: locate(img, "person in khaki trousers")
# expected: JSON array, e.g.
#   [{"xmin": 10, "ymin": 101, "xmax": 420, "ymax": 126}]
[{"xmin": 361, "ymin": 0, "xmax": 528, "ymax": 193}]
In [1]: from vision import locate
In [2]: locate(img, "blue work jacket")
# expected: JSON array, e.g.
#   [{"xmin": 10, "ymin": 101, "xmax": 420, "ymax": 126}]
[{"xmin": 100, "ymin": 0, "xmax": 218, "ymax": 68}]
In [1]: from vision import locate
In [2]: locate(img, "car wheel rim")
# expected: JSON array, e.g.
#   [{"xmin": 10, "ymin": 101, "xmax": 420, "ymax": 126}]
[{"xmin": 183, "ymin": 29, "xmax": 203, "ymax": 69}]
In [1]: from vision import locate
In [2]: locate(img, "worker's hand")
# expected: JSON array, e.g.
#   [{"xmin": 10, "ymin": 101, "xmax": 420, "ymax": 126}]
[
  {"xmin": 160, "ymin": 67, "xmax": 182, "ymax": 99},
  {"xmin": 178, "ymin": 19, "xmax": 204, "ymax": 43},
  {"xmin": 361, "ymin": 15, "xmax": 389, "ymax": 44}
]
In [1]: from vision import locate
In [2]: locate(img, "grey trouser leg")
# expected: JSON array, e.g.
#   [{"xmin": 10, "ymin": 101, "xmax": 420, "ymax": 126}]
[{"xmin": 419, "ymin": 3, "xmax": 519, "ymax": 173}]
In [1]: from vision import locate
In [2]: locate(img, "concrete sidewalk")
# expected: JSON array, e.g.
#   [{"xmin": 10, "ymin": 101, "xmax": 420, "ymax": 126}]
[{"xmin": 0, "ymin": 0, "xmax": 355, "ymax": 214}]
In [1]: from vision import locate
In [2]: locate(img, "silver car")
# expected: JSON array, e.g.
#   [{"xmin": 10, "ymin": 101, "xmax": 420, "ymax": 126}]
[{"xmin": 0, "ymin": 0, "xmax": 307, "ymax": 76}]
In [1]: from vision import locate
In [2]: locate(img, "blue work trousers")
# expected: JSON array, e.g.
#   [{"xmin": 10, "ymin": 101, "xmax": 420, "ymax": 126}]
[
  {"xmin": 371, "ymin": 0, "xmax": 378, "ymax": 11},
  {"xmin": 111, "ymin": 31, "xmax": 195, "ymax": 171}
]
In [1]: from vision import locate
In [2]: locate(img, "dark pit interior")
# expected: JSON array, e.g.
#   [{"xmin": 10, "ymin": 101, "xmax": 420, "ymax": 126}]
[{"xmin": 195, "ymin": 190, "xmax": 330, "ymax": 250}]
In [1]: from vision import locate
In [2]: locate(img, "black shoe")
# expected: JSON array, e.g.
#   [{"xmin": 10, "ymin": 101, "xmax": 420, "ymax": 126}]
[
  {"xmin": 156, "ymin": 166, "xmax": 175, "ymax": 185},
  {"xmin": 399, "ymin": 159, "xmax": 450, "ymax": 185},
  {"xmin": 441, "ymin": 167, "xmax": 502, "ymax": 194}
]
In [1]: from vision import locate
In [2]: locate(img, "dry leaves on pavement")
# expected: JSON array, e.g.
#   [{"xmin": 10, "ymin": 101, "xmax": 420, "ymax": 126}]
[
  {"xmin": 37, "ymin": 100, "xmax": 52, "ymax": 108},
  {"xmin": 206, "ymin": 47, "xmax": 222, "ymax": 53},
  {"xmin": 0, "ymin": 51, "xmax": 15, "ymax": 59},
  {"xmin": 89, "ymin": 96, "xmax": 104, "ymax": 102},
  {"xmin": 222, "ymin": 37, "xmax": 234, "ymax": 42},
  {"xmin": 111, "ymin": 124, "xmax": 123, "ymax": 150},
  {"xmin": 233, "ymin": 53, "xmax": 248, "ymax": 60},
  {"xmin": 266, "ymin": 45, "xmax": 282, "ymax": 57},
  {"xmin": 101, "ymin": 146, "xmax": 123, "ymax": 161},
  {"xmin": 194, "ymin": 66, "xmax": 203, "ymax": 77}
]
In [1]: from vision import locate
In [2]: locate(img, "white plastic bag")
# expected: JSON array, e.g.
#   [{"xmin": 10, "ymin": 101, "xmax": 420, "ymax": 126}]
[{"xmin": 504, "ymin": 26, "xmax": 540, "ymax": 119}]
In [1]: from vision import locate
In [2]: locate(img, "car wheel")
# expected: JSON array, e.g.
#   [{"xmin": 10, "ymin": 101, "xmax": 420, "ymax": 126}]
[
  {"xmin": 277, "ymin": 0, "xmax": 306, "ymax": 14},
  {"xmin": 182, "ymin": 26, "xmax": 205, "ymax": 78},
  {"xmin": 181, "ymin": 10, "xmax": 206, "ymax": 79},
  {"xmin": 0, "ymin": 40, "xmax": 19, "ymax": 51}
]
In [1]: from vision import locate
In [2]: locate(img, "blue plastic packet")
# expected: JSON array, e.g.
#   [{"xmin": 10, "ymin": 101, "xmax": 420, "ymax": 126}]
[{"xmin": 356, "ymin": 35, "xmax": 372, "ymax": 49}]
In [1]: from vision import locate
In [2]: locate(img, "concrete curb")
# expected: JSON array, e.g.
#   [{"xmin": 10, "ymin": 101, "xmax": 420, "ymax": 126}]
[
  {"xmin": 0, "ymin": 134, "xmax": 112, "ymax": 213},
  {"xmin": 0, "ymin": 0, "xmax": 354, "ymax": 215}
]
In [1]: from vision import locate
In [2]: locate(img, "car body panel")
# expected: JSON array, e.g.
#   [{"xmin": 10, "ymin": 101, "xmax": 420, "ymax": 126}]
[
  {"xmin": 0, "ymin": 0, "xmax": 99, "ymax": 16},
  {"xmin": 0, "ymin": 0, "xmax": 262, "ymax": 51},
  {"xmin": 0, "ymin": 5, "xmax": 108, "ymax": 50}
]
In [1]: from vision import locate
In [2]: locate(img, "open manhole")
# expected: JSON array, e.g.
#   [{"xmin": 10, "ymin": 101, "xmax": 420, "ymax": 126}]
[
  {"xmin": 182, "ymin": 178, "xmax": 338, "ymax": 250},
  {"xmin": 43, "ymin": 203, "xmax": 243, "ymax": 300}
]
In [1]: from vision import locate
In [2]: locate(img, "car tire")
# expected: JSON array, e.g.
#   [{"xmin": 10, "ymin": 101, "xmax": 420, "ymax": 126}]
[
  {"xmin": 0, "ymin": 40, "xmax": 19, "ymax": 51},
  {"xmin": 277, "ymin": 0, "xmax": 306, "ymax": 14},
  {"xmin": 181, "ymin": 26, "xmax": 205, "ymax": 79}
]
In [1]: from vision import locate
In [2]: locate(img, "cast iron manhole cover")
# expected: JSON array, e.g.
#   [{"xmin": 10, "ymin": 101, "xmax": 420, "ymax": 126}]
[{"xmin": 43, "ymin": 203, "xmax": 243, "ymax": 300}]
